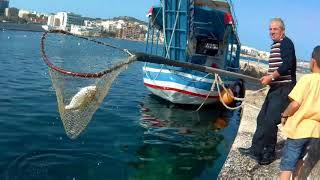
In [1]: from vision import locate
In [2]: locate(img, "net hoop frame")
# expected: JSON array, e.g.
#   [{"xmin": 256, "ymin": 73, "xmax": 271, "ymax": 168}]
[{"xmin": 40, "ymin": 29, "xmax": 135, "ymax": 78}]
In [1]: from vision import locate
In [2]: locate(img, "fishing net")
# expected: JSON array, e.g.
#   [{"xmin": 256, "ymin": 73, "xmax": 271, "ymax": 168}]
[
  {"xmin": 40, "ymin": 30, "xmax": 259, "ymax": 139},
  {"xmin": 41, "ymin": 30, "xmax": 135, "ymax": 139}
]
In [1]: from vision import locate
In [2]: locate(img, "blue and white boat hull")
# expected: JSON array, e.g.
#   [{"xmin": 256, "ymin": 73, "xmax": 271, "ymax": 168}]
[{"xmin": 143, "ymin": 64, "xmax": 236, "ymax": 105}]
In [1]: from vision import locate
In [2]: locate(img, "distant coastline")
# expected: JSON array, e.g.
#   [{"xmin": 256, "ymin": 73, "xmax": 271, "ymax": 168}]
[{"xmin": 0, "ymin": 22, "xmax": 46, "ymax": 32}]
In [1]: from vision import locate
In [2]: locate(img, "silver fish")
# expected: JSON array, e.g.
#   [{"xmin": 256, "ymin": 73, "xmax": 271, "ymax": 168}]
[{"xmin": 65, "ymin": 85, "xmax": 97, "ymax": 110}]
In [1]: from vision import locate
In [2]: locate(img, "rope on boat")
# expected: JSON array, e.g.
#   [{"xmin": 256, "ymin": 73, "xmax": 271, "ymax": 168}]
[
  {"xmin": 196, "ymin": 73, "xmax": 268, "ymax": 111},
  {"xmin": 195, "ymin": 74, "xmax": 218, "ymax": 111}
]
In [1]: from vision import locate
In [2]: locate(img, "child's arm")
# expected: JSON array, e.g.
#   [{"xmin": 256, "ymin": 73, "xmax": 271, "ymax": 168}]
[
  {"xmin": 281, "ymin": 99, "xmax": 300, "ymax": 125},
  {"xmin": 281, "ymin": 75, "xmax": 310, "ymax": 125}
]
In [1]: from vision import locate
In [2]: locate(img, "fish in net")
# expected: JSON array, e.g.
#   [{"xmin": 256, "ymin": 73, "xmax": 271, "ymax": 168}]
[{"xmin": 41, "ymin": 30, "xmax": 135, "ymax": 139}]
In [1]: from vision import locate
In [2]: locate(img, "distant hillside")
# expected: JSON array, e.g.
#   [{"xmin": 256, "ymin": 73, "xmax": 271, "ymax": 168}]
[{"xmin": 110, "ymin": 16, "xmax": 147, "ymax": 25}]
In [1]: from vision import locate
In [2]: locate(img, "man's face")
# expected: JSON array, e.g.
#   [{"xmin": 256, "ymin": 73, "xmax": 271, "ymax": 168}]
[{"xmin": 269, "ymin": 21, "xmax": 284, "ymax": 42}]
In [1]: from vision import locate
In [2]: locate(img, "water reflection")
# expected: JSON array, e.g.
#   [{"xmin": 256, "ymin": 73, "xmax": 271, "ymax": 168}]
[{"xmin": 130, "ymin": 95, "xmax": 237, "ymax": 180}]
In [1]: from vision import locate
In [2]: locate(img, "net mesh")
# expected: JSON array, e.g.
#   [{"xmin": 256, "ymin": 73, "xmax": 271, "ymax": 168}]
[
  {"xmin": 49, "ymin": 66, "xmax": 127, "ymax": 139},
  {"xmin": 41, "ymin": 30, "xmax": 133, "ymax": 139}
]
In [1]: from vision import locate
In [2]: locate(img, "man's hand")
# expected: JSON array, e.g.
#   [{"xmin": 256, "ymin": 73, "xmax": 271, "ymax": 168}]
[
  {"xmin": 281, "ymin": 117, "xmax": 288, "ymax": 126},
  {"xmin": 260, "ymin": 75, "xmax": 272, "ymax": 86}
]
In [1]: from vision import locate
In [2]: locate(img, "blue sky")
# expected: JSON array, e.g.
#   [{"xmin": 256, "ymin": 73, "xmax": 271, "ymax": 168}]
[
  {"xmin": 10, "ymin": 0, "xmax": 320, "ymax": 60},
  {"xmin": 234, "ymin": 0, "xmax": 320, "ymax": 61}
]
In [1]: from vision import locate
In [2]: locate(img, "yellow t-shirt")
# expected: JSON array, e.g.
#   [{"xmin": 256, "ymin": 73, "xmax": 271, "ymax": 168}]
[{"xmin": 282, "ymin": 73, "xmax": 320, "ymax": 139}]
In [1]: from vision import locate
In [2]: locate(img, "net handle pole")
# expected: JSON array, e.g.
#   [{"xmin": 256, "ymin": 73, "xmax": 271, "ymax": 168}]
[
  {"xmin": 133, "ymin": 52, "xmax": 261, "ymax": 83},
  {"xmin": 41, "ymin": 30, "xmax": 260, "ymax": 83}
]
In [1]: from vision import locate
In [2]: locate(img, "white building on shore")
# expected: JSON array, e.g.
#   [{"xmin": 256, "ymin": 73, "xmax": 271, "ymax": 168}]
[
  {"xmin": 241, "ymin": 45, "xmax": 270, "ymax": 60},
  {"xmin": 18, "ymin": 9, "xmax": 31, "ymax": 18},
  {"xmin": 97, "ymin": 19, "xmax": 126, "ymax": 32},
  {"xmin": 70, "ymin": 24, "xmax": 101, "ymax": 37},
  {"xmin": 4, "ymin": 7, "xmax": 18, "ymax": 17},
  {"xmin": 47, "ymin": 12, "xmax": 84, "ymax": 31}
]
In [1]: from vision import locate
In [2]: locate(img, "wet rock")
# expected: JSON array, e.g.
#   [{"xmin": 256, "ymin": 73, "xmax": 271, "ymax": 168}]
[{"xmin": 240, "ymin": 61, "xmax": 268, "ymax": 78}]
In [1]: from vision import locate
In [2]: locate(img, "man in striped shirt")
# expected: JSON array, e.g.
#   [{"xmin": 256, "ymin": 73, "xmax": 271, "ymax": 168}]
[{"xmin": 239, "ymin": 18, "xmax": 297, "ymax": 165}]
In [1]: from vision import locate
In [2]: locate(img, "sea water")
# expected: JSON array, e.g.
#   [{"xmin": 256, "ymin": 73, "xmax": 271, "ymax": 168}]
[{"xmin": 0, "ymin": 30, "xmax": 241, "ymax": 180}]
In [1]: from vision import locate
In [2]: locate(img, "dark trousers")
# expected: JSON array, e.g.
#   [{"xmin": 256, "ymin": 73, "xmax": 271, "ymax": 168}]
[{"xmin": 251, "ymin": 83, "xmax": 295, "ymax": 156}]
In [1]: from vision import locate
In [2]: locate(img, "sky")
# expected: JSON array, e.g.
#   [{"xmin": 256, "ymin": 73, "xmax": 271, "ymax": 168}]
[{"xmin": 9, "ymin": 0, "xmax": 320, "ymax": 60}]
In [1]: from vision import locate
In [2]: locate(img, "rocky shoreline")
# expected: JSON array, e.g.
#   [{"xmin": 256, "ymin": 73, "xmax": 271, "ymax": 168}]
[{"xmin": 218, "ymin": 62, "xmax": 319, "ymax": 179}]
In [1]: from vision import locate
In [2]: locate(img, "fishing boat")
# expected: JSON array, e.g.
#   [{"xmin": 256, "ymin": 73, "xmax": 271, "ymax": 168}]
[{"xmin": 143, "ymin": 0, "xmax": 243, "ymax": 105}]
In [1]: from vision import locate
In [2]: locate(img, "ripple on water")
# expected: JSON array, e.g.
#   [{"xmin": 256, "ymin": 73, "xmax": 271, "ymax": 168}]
[{"xmin": 2, "ymin": 149, "xmax": 131, "ymax": 180}]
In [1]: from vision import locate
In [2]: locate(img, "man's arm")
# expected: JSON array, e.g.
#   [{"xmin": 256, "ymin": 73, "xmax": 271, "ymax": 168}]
[
  {"xmin": 260, "ymin": 70, "xmax": 280, "ymax": 85},
  {"xmin": 277, "ymin": 39, "xmax": 295, "ymax": 76},
  {"xmin": 281, "ymin": 100, "xmax": 300, "ymax": 125}
]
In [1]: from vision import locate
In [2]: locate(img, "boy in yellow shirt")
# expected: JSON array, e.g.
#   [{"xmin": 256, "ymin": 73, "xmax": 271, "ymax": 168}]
[{"xmin": 279, "ymin": 46, "xmax": 320, "ymax": 180}]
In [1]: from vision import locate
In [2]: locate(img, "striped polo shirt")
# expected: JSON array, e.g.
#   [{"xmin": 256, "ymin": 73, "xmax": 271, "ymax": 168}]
[{"xmin": 268, "ymin": 36, "xmax": 297, "ymax": 85}]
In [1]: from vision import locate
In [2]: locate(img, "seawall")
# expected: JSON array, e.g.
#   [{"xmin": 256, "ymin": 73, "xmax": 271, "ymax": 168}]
[{"xmin": 0, "ymin": 22, "xmax": 46, "ymax": 32}]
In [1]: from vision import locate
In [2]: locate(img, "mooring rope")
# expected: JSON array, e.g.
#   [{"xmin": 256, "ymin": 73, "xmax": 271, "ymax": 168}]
[
  {"xmin": 195, "ymin": 73, "xmax": 217, "ymax": 111},
  {"xmin": 196, "ymin": 73, "xmax": 268, "ymax": 111}
]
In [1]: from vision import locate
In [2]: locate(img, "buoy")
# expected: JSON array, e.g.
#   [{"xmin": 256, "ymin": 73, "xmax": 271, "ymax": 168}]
[
  {"xmin": 212, "ymin": 117, "xmax": 228, "ymax": 129},
  {"xmin": 219, "ymin": 88, "xmax": 234, "ymax": 105}
]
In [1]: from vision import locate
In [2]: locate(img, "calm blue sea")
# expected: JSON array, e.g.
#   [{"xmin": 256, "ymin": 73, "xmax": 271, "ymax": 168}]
[{"xmin": 0, "ymin": 30, "xmax": 241, "ymax": 180}]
